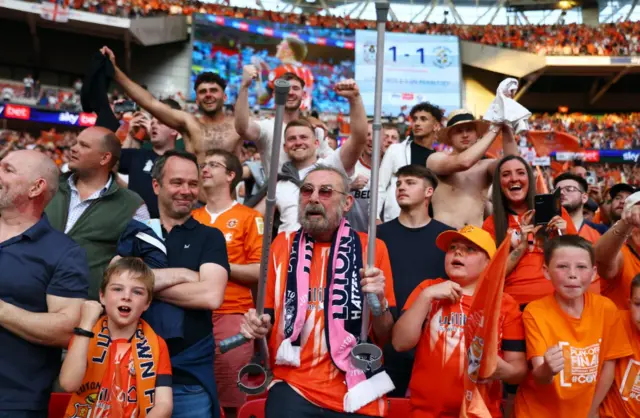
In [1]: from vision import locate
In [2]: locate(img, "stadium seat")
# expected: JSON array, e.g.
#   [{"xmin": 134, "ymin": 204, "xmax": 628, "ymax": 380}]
[
  {"xmin": 237, "ymin": 399, "xmax": 265, "ymax": 418},
  {"xmin": 388, "ymin": 397, "xmax": 411, "ymax": 417},
  {"xmin": 48, "ymin": 393, "xmax": 71, "ymax": 418}
]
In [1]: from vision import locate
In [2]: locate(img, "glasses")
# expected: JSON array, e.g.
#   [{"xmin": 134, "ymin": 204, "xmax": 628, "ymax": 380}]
[
  {"xmin": 199, "ymin": 161, "xmax": 227, "ymax": 171},
  {"xmin": 300, "ymin": 184, "xmax": 348, "ymax": 200},
  {"xmin": 555, "ymin": 185, "xmax": 583, "ymax": 194}
]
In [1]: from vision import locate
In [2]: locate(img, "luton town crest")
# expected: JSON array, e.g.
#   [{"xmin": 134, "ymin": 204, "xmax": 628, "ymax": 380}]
[
  {"xmin": 467, "ymin": 335, "xmax": 485, "ymax": 383},
  {"xmin": 363, "ymin": 42, "xmax": 376, "ymax": 64},
  {"xmin": 71, "ymin": 403, "xmax": 92, "ymax": 418}
]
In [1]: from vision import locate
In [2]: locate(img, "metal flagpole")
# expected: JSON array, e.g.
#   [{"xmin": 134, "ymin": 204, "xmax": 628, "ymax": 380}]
[
  {"xmin": 217, "ymin": 79, "xmax": 291, "ymax": 394},
  {"xmin": 351, "ymin": 0, "xmax": 389, "ymax": 372}
]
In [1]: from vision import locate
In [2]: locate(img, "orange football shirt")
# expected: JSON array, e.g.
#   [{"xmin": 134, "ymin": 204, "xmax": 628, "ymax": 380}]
[
  {"xmin": 265, "ymin": 231, "xmax": 396, "ymax": 417},
  {"xmin": 601, "ymin": 245, "xmax": 640, "ymax": 310},
  {"xmin": 403, "ymin": 279, "xmax": 525, "ymax": 418},
  {"xmin": 192, "ymin": 203, "xmax": 263, "ymax": 314},
  {"xmin": 600, "ymin": 310, "xmax": 640, "ymax": 418},
  {"xmin": 515, "ymin": 293, "xmax": 633, "ymax": 418}
]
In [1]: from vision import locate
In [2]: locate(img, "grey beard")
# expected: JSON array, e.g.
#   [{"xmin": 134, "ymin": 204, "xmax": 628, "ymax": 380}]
[{"xmin": 299, "ymin": 204, "xmax": 344, "ymax": 236}]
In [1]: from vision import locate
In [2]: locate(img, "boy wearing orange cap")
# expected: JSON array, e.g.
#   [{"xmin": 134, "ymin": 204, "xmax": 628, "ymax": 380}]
[
  {"xmin": 392, "ymin": 225, "xmax": 527, "ymax": 417},
  {"xmin": 515, "ymin": 235, "xmax": 633, "ymax": 418}
]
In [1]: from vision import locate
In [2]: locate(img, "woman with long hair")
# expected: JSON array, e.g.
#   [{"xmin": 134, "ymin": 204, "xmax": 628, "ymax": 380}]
[{"xmin": 483, "ymin": 155, "xmax": 575, "ymax": 308}]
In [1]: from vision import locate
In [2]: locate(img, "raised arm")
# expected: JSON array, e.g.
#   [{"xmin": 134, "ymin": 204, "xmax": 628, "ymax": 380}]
[
  {"xmin": 487, "ymin": 124, "xmax": 519, "ymax": 177},
  {"xmin": 100, "ymin": 47, "xmax": 196, "ymax": 140},
  {"xmin": 334, "ymin": 79, "xmax": 367, "ymax": 173},
  {"xmin": 427, "ymin": 124, "xmax": 501, "ymax": 176},
  {"xmin": 376, "ymin": 146, "xmax": 396, "ymax": 222},
  {"xmin": 234, "ymin": 65, "xmax": 263, "ymax": 144}
]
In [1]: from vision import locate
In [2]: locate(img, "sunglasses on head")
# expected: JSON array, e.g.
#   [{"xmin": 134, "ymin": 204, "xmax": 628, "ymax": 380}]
[{"xmin": 299, "ymin": 183, "xmax": 348, "ymax": 200}]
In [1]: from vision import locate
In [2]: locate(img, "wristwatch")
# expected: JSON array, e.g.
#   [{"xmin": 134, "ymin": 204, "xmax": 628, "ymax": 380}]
[
  {"xmin": 380, "ymin": 298, "xmax": 390, "ymax": 314},
  {"xmin": 73, "ymin": 327, "xmax": 95, "ymax": 338}
]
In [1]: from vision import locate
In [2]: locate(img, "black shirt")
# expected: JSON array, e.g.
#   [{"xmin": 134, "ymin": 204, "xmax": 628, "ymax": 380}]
[
  {"xmin": 119, "ymin": 149, "xmax": 160, "ymax": 218},
  {"xmin": 163, "ymin": 217, "xmax": 229, "ymax": 384},
  {"xmin": 410, "ymin": 140, "xmax": 435, "ymax": 167}
]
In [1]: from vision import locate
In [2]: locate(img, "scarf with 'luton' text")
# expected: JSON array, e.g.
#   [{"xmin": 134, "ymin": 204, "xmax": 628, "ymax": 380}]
[
  {"xmin": 276, "ymin": 218, "xmax": 395, "ymax": 413},
  {"xmin": 64, "ymin": 317, "xmax": 161, "ymax": 418}
]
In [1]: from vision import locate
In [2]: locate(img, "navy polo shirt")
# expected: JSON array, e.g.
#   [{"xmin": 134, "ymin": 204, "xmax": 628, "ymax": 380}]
[
  {"xmin": 162, "ymin": 217, "xmax": 229, "ymax": 384},
  {"xmin": 0, "ymin": 215, "xmax": 89, "ymax": 412},
  {"xmin": 119, "ymin": 149, "xmax": 160, "ymax": 218}
]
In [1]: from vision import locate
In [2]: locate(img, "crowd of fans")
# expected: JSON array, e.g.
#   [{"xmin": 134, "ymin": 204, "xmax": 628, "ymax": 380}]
[
  {"xmin": 5, "ymin": 36, "xmax": 640, "ymax": 418},
  {"xmin": 37, "ymin": 0, "xmax": 640, "ymax": 56}
]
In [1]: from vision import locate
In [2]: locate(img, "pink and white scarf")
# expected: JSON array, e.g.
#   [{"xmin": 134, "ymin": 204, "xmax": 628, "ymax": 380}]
[{"xmin": 276, "ymin": 218, "xmax": 394, "ymax": 412}]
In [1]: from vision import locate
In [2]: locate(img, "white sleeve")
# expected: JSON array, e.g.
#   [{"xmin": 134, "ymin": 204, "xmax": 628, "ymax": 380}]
[
  {"xmin": 322, "ymin": 147, "xmax": 354, "ymax": 177},
  {"xmin": 256, "ymin": 119, "xmax": 272, "ymax": 152},
  {"xmin": 275, "ymin": 182, "xmax": 300, "ymax": 233},
  {"xmin": 377, "ymin": 146, "xmax": 395, "ymax": 220}
]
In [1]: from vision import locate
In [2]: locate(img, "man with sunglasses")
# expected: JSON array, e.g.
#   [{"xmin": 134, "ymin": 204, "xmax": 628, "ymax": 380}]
[
  {"xmin": 275, "ymin": 80, "xmax": 367, "ymax": 233},
  {"xmin": 239, "ymin": 165, "xmax": 396, "ymax": 418},
  {"xmin": 191, "ymin": 149, "xmax": 263, "ymax": 417}
]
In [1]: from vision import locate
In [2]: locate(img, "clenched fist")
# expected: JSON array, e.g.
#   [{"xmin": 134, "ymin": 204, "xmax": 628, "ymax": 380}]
[
  {"xmin": 334, "ymin": 79, "xmax": 360, "ymax": 99},
  {"xmin": 424, "ymin": 280, "xmax": 462, "ymax": 304},
  {"xmin": 241, "ymin": 65, "xmax": 259, "ymax": 89},
  {"xmin": 79, "ymin": 300, "xmax": 104, "ymax": 330},
  {"xmin": 543, "ymin": 345, "xmax": 565, "ymax": 376}
]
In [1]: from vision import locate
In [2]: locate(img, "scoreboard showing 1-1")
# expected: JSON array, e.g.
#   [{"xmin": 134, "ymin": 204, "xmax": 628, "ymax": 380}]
[{"xmin": 355, "ymin": 30, "xmax": 462, "ymax": 116}]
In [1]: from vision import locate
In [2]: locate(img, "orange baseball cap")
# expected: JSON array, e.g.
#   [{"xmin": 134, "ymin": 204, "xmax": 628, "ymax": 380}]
[{"xmin": 436, "ymin": 225, "xmax": 497, "ymax": 258}]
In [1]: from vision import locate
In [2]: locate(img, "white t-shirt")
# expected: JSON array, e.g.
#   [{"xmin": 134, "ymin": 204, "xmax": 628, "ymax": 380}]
[
  {"xmin": 346, "ymin": 159, "xmax": 371, "ymax": 233},
  {"xmin": 275, "ymin": 148, "xmax": 348, "ymax": 233},
  {"xmin": 256, "ymin": 118, "xmax": 333, "ymax": 178}
]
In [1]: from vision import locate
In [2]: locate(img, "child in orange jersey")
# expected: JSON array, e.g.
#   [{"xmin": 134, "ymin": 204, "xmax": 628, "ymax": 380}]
[
  {"xmin": 392, "ymin": 225, "xmax": 527, "ymax": 418},
  {"xmin": 59, "ymin": 258, "xmax": 173, "ymax": 418},
  {"xmin": 515, "ymin": 235, "xmax": 633, "ymax": 418},
  {"xmin": 600, "ymin": 274, "xmax": 640, "ymax": 417}
]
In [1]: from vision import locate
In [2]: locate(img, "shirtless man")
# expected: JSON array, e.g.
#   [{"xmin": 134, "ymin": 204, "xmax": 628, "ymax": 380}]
[
  {"xmin": 100, "ymin": 46, "xmax": 241, "ymax": 162},
  {"xmin": 427, "ymin": 109, "xmax": 517, "ymax": 229}
]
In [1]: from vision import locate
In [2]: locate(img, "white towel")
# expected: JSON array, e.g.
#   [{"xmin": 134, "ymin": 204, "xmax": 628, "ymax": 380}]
[{"xmin": 483, "ymin": 78, "xmax": 532, "ymax": 134}]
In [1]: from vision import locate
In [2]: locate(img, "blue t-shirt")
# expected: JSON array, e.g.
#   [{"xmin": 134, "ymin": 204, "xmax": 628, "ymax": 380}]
[
  {"xmin": 0, "ymin": 215, "xmax": 89, "ymax": 412},
  {"xmin": 119, "ymin": 149, "xmax": 160, "ymax": 218}
]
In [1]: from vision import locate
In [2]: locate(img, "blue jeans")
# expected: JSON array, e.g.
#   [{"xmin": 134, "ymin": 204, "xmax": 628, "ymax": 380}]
[
  {"xmin": 0, "ymin": 411, "xmax": 46, "ymax": 418},
  {"xmin": 172, "ymin": 384, "xmax": 212, "ymax": 418}
]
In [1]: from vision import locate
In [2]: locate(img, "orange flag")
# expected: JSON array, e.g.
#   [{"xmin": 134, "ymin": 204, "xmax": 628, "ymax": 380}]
[
  {"xmin": 535, "ymin": 166, "xmax": 549, "ymax": 194},
  {"xmin": 459, "ymin": 236, "xmax": 511, "ymax": 418}
]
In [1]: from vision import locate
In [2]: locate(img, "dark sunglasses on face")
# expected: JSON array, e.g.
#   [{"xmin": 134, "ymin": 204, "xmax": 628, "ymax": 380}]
[{"xmin": 300, "ymin": 183, "xmax": 348, "ymax": 200}]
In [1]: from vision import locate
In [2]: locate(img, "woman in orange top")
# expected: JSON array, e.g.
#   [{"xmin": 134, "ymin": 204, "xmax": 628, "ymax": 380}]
[
  {"xmin": 600, "ymin": 275, "xmax": 640, "ymax": 417},
  {"xmin": 484, "ymin": 155, "xmax": 576, "ymax": 307}
]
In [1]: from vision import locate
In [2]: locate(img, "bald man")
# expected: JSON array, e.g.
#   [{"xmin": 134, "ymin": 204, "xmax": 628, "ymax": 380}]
[
  {"xmin": 45, "ymin": 127, "xmax": 149, "ymax": 300},
  {"xmin": 0, "ymin": 150, "xmax": 89, "ymax": 417}
]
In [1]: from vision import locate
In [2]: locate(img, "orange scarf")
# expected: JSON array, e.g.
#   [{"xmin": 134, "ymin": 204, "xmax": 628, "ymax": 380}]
[{"xmin": 64, "ymin": 317, "xmax": 161, "ymax": 418}]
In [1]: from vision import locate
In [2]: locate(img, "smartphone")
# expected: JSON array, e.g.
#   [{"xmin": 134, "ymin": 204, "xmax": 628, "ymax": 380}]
[
  {"xmin": 534, "ymin": 191, "xmax": 561, "ymax": 226},
  {"xmin": 586, "ymin": 171, "xmax": 597, "ymax": 186},
  {"xmin": 114, "ymin": 100, "xmax": 138, "ymax": 114}
]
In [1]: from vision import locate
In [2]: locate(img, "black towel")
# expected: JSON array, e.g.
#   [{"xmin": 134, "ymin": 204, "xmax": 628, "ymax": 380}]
[{"xmin": 81, "ymin": 52, "xmax": 120, "ymax": 132}]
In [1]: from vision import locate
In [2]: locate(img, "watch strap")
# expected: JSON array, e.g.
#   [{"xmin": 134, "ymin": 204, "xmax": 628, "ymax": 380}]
[{"xmin": 73, "ymin": 327, "xmax": 95, "ymax": 338}]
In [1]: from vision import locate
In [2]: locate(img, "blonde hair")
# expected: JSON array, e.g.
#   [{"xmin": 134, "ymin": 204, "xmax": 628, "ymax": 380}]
[{"xmin": 101, "ymin": 257, "xmax": 154, "ymax": 303}]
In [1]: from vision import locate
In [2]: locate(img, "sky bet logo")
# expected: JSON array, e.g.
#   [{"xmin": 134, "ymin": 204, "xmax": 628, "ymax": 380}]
[
  {"xmin": 59, "ymin": 112, "xmax": 79, "ymax": 125},
  {"xmin": 623, "ymin": 152, "xmax": 640, "ymax": 162}
]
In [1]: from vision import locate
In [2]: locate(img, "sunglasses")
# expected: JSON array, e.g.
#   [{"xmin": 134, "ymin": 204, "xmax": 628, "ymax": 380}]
[{"xmin": 299, "ymin": 184, "xmax": 348, "ymax": 200}]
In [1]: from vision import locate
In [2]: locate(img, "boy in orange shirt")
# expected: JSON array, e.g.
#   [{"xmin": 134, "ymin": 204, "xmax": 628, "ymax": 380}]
[
  {"xmin": 600, "ymin": 274, "xmax": 640, "ymax": 417},
  {"xmin": 59, "ymin": 257, "xmax": 173, "ymax": 418},
  {"xmin": 191, "ymin": 149, "xmax": 263, "ymax": 415},
  {"xmin": 515, "ymin": 235, "xmax": 633, "ymax": 418},
  {"xmin": 392, "ymin": 225, "xmax": 527, "ymax": 418}
]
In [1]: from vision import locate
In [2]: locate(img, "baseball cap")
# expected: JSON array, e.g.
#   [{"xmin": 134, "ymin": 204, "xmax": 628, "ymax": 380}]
[
  {"xmin": 609, "ymin": 183, "xmax": 636, "ymax": 200},
  {"xmin": 436, "ymin": 225, "xmax": 497, "ymax": 258}
]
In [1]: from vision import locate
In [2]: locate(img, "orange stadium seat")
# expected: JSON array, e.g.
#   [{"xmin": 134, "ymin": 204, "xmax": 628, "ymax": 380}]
[{"xmin": 237, "ymin": 399, "xmax": 265, "ymax": 418}]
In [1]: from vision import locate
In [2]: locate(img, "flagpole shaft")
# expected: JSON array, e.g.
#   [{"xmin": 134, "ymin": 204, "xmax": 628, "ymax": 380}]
[{"xmin": 360, "ymin": 1, "xmax": 389, "ymax": 341}]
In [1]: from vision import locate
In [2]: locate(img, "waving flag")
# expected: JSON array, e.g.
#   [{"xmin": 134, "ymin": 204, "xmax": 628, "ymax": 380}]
[{"xmin": 460, "ymin": 236, "xmax": 511, "ymax": 417}]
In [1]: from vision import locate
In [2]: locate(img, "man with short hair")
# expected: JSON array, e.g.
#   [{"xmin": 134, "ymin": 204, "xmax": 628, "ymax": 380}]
[
  {"xmin": 150, "ymin": 150, "xmax": 230, "ymax": 418},
  {"xmin": 101, "ymin": 47, "xmax": 241, "ymax": 161},
  {"xmin": 239, "ymin": 165, "xmax": 396, "ymax": 418},
  {"xmin": 554, "ymin": 173, "xmax": 607, "ymax": 241},
  {"xmin": 377, "ymin": 164, "xmax": 453, "ymax": 396},
  {"xmin": 427, "ymin": 109, "xmax": 518, "ymax": 229},
  {"xmin": 235, "ymin": 67, "xmax": 331, "ymax": 177},
  {"xmin": 377, "ymin": 102, "xmax": 444, "ymax": 222},
  {"xmin": 191, "ymin": 149, "xmax": 263, "ymax": 417},
  {"xmin": 45, "ymin": 126, "xmax": 149, "ymax": 300},
  {"xmin": 275, "ymin": 80, "xmax": 367, "ymax": 232},
  {"xmin": 0, "ymin": 150, "xmax": 89, "ymax": 417},
  {"xmin": 382, "ymin": 123, "xmax": 400, "ymax": 152},
  {"xmin": 119, "ymin": 99, "xmax": 180, "ymax": 218}
]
